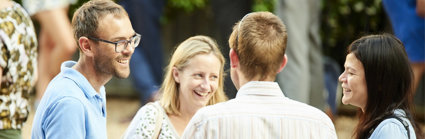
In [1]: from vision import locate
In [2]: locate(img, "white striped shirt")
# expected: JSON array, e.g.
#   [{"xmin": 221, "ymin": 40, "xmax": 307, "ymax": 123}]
[{"xmin": 182, "ymin": 81, "xmax": 337, "ymax": 139}]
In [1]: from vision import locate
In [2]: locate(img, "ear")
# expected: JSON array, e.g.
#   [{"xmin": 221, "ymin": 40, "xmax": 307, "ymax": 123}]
[
  {"xmin": 277, "ymin": 54, "xmax": 288, "ymax": 73},
  {"xmin": 229, "ymin": 48, "xmax": 239, "ymax": 68},
  {"xmin": 172, "ymin": 67, "xmax": 180, "ymax": 83},
  {"xmin": 79, "ymin": 37, "xmax": 94, "ymax": 57}
]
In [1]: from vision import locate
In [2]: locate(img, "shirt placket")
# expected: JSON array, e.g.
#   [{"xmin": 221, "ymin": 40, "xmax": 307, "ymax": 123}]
[{"xmin": 94, "ymin": 94, "xmax": 106, "ymax": 117}]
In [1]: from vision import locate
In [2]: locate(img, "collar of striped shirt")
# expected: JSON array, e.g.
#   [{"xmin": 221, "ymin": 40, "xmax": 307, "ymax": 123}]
[{"xmin": 235, "ymin": 81, "xmax": 286, "ymax": 98}]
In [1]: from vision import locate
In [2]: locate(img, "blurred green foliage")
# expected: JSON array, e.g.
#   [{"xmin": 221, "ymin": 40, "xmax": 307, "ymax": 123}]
[
  {"xmin": 13, "ymin": 0, "xmax": 274, "ymax": 23},
  {"xmin": 252, "ymin": 0, "xmax": 275, "ymax": 12},
  {"xmin": 161, "ymin": 0, "xmax": 208, "ymax": 24},
  {"xmin": 168, "ymin": 0, "xmax": 207, "ymax": 13},
  {"xmin": 321, "ymin": 0, "xmax": 388, "ymax": 64},
  {"xmin": 165, "ymin": 0, "xmax": 275, "ymax": 13},
  {"xmin": 162, "ymin": 0, "xmax": 275, "ymax": 24},
  {"xmin": 68, "ymin": 0, "xmax": 91, "ymax": 19},
  {"xmin": 13, "ymin": 0, "xmax": 388, "ymax": 65},
  {"xmin": 13, "ymin": 0, "xmax": 22, "ymax": 5}
]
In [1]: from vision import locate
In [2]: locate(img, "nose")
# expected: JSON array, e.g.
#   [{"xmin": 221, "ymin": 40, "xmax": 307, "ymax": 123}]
[
  {"xmin": 200, "ymin": 78, "xmax": 211, "ymax": 91},
  {"xmin": 122, "ymin": 43, "xmax": 135, "ymax": 55},
  {"xmin": 338, "ymin": 72, "xmax": 346, "ymax": 83}
]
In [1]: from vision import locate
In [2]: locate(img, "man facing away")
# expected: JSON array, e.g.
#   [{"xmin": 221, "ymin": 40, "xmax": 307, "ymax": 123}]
[
  {"xmin": 31, "ymin": 0, "xmax": 139, "ymax": 138},
  {"xmin": 182, "ymin": 12, "xmax": 337, "ymax": 139}
]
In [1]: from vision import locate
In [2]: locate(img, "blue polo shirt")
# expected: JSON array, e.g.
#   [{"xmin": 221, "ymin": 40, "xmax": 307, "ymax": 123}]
[{"xmin": 31, "ymin": 61, "xmax": 107, "ymax": 139}]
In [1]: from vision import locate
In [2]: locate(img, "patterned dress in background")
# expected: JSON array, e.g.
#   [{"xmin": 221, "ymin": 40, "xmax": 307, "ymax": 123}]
[{"xmin": 0, "ymin": 1, "xmax": 38, "ymax": 129}]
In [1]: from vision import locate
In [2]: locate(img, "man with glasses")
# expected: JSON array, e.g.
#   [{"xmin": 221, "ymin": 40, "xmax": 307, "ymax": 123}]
[{"xmin": 31, "ymin": 0, "xmax": 138, "ymax": 138}]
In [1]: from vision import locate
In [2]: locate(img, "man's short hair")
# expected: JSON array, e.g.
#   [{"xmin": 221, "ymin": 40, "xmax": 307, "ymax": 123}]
[
  {"xmin": 72, "ymin": 0, "xmax": 128, "ymax": 45},
  {"xmin": 228, "ymin": 12, "xmax": 287, "ymax": 80}
]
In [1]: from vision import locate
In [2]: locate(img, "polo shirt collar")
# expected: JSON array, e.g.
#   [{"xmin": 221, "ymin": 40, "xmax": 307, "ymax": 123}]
[{"xmin": 60, "ymin": 61, "xmax": 105, "ymax": 99}]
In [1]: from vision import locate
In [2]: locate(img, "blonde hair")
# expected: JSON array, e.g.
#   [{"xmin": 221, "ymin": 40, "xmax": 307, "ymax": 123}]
[
  {"xmin": 160, "ymin": 35, "xmax": 228, "ymax": 115},
  {"xmin": 228, "ymin": 12, "xmax": 287, "ymax": 80}
]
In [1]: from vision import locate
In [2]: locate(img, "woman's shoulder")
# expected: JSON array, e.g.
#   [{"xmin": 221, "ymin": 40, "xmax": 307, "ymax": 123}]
[
  {"xmin": 370, "ymin": 117, "xmax": 412, "ymax": 139},
  {"xmin": 122, "ymin": 101, "xmax": 168, "ymax": 138},
  {"xmin": 137, "ymin": 101, "xmax": 163, "ymax": 118}
]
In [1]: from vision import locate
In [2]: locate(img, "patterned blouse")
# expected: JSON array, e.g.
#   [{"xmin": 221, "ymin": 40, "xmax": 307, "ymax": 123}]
[
  {"xmin": 0, "ymin": 1, "xmax": 38, "ymax": 129},
  {"xmin": 123, "ymin": 101, "xmax": 180, "ymax": 139}
]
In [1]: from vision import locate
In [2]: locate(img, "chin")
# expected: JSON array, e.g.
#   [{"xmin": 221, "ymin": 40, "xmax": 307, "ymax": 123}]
[
  {"xmin": 115, "ymin": 71, "xmax": 130, "ymax": 79},
  {"xmin": 341, "ymin": 97, "xmax": 350, "ymax": 105},
  {"xmin": 197, "ymin": 101, "xmax": 209, "ymax": 107}
]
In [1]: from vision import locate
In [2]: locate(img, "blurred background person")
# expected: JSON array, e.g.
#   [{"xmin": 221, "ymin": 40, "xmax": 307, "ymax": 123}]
[
  {"xmin": 122, "ymin": 35, "xmax": 227, "ymax": 138},
  {"xmin": 120, "ymin": 0, "xmax": 165, "ymax": 106},
  {"xmin": 275, "ymin": 0, "xmax": 328, "ymax": 114},
  {"xmin": 382, "ymin": 0, "xmax": 425, "ymax": 95},
  {"xmin": 0, "ymin": 0, "xmax": 38, "ymax": 138},
  {"xmin": 210, "ymin": 0, "xmax": 252, "ymax": 99},
  {"xmin": 23, "ymin": 0, "xmax": 78, "ymax": 106},
  {"xmin": 339, "ymin": 34, "xmax": 422, "ymax": 139}
]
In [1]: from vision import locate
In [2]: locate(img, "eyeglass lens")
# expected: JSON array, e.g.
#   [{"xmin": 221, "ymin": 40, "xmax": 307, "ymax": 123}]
[{"xmin": 115, "ymin": 35, "xmax": 141, "ymax": 52}]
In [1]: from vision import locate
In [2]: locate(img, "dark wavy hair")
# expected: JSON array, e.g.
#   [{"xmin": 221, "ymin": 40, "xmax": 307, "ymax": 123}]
[{"xmin": 348, "ymin": 34, "xmax": 423, "ymax": 139}]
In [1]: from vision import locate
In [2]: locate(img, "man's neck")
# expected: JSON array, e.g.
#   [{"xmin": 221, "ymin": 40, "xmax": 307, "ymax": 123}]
[
  {"xmin": 73, "ymin": 59, "xmax": 112, "ymax": 93},
  {"xmin": 237, "ymin": 72, "xmax": 276, "ymax": 89}
]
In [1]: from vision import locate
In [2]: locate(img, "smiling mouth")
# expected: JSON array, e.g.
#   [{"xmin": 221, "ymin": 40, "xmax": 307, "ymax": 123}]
[
  {"xmin": 194, "ymin": 91, "xmax": 209, "ymax": 97},
  {"xmin": 118, "ymin": 59, "xmax": 129, "ymax": 64},
  {"xmin": 342, "ymin": 88, "xmax": 352, "ymax": 93}
]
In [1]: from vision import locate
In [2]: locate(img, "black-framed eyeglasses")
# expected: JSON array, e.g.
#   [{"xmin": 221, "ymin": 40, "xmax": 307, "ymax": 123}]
[{"xmin": 87, "ymin": 33, "xmax": 141, "ymax": 53}]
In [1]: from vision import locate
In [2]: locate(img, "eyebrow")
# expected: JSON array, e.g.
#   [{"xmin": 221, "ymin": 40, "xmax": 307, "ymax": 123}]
[{"xmin": 110, "ymin": 32, "xmax": 137, "ymax": 41}]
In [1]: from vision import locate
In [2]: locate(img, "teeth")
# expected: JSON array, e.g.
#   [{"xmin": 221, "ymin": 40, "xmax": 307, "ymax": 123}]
[
  {"xmin": 196, "ymin": 91, "xmax": 209, "ymax": 96},
  {"xmin": 118, "ymin": 59, "xmax": 128, "ymax": 64},
  {"xmin": 343, "ymin": 88, "xmax": 351, "ymax": 92}
]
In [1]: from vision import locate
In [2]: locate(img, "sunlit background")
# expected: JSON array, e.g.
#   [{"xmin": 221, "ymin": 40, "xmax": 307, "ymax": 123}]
[{"xmin": 9, "ymin": 0, "xmax": 425, "ymax": 138}]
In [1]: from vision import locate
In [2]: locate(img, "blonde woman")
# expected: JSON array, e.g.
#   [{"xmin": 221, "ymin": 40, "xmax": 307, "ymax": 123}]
[{"xmin": 123, "ymin": 35, "xmax": 228, "ymax": 138}]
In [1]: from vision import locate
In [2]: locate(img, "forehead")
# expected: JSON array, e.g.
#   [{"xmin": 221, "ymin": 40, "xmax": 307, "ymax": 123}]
[
  {"xmin": 96, "ymin": 14, "xmax": 134, "ymax": 38},
  {"xmin": 183, "ymin": 53, "xmax": 221, "ymax": 72},
  {"xmin": 345, "ymin": 53, "xmax": 363, "ymax": 69}
]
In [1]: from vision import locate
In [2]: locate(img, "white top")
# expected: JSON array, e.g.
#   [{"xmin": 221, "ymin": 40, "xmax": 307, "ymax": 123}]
[
  {"xmin": 122, "ymin": 101, "xmax": 180, "ymax": 139},
  {"xmin": 182, "ymin": 81, "xmax": 337, "ymax": 139},
  {"xmin": 22, "ymin": 0, "xmax": 77, "ymax": 15}
]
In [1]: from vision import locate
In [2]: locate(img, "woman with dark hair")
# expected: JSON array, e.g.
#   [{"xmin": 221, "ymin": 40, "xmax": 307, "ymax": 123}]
[{"xmin": 339, "ymin": 34, "xmax": 423, "ymax": 139}]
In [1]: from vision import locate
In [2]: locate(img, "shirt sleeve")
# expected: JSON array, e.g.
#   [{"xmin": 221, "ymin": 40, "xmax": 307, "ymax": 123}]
[
  {"xmin": 42, "ymin": 97, "xmax": 86, "ymax": 139},
  {"xmin": 122, "ymin": 104, "xmax": 159, "ymax": 139},
  {"xmin": 370, "ymin": 119, "xmax": 409, "ymax": 139}
]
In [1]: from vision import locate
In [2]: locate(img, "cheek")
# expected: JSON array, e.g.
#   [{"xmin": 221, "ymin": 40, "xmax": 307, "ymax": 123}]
[
  {"xmin": 211, "ymin": 81, "xmax": 218, "ymax": 91},
  {"xmin": 211, "ymin": 81, "xmax": 219, "ymax": 92},
  {"xmin": 185, "ymin": 79, "xmax": 202, "ymax": 91},
  {"xmin": 349, "ymin": 78, "xmax": 368, "ymax": 106},
  {"xmin": 351, "ymin": 78, "xmax": 367, "ymax": 94},
  {"xmin": 348, "ymin": 77, "xmax": 359, "ymax": 88},
  {"xmin": 359, "ymin": 82, "xmax": 368, "ymax": 102}
]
